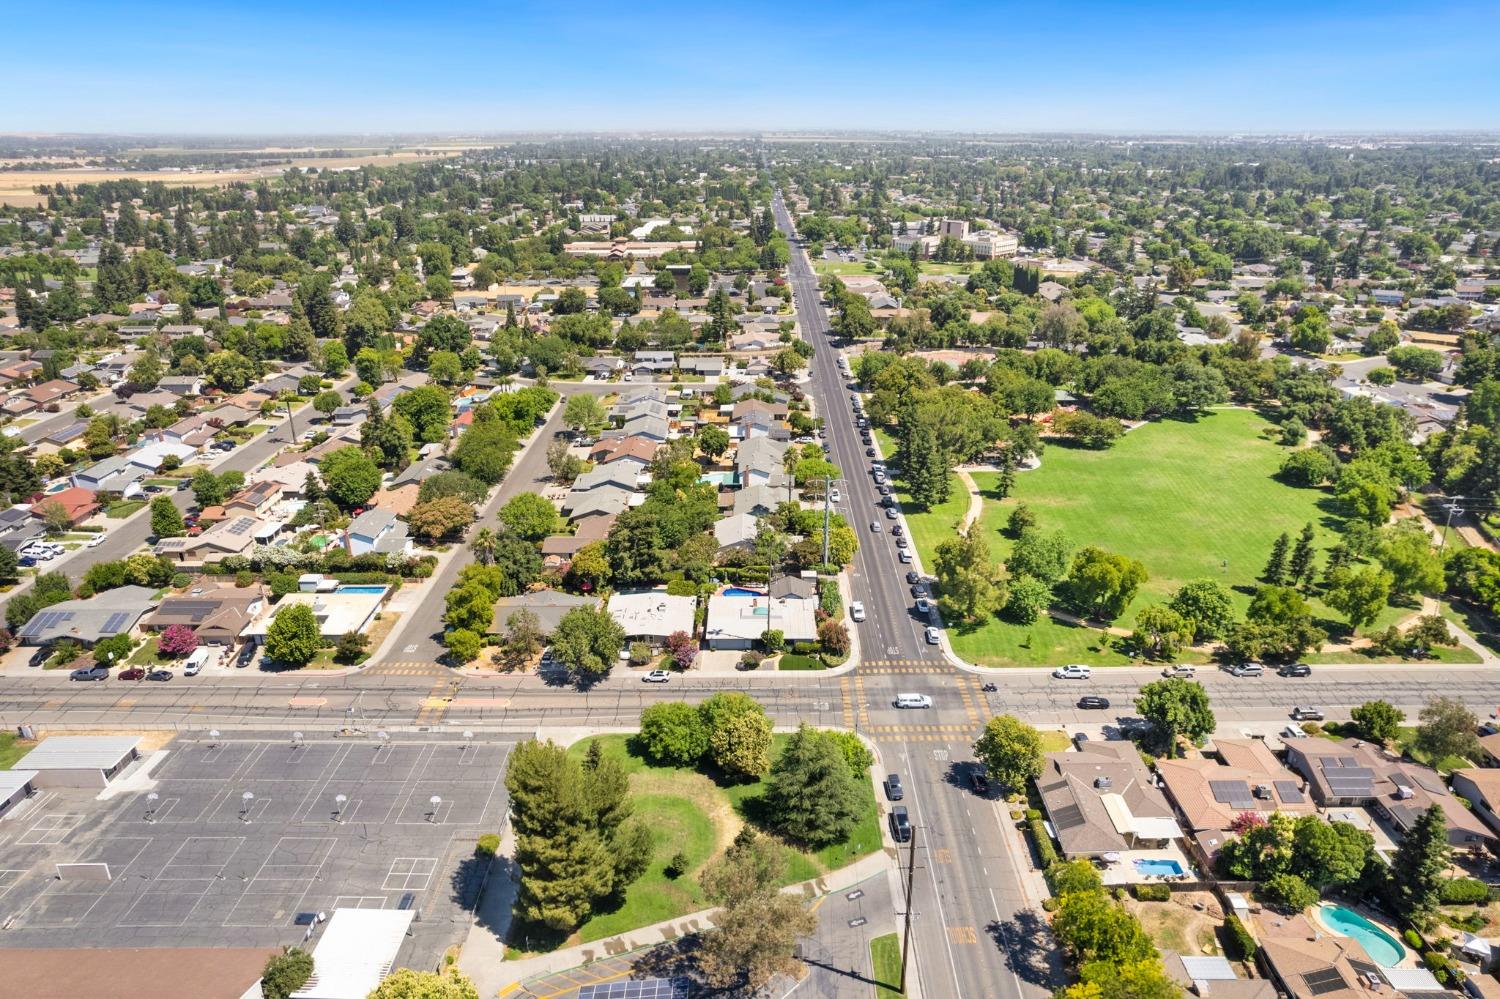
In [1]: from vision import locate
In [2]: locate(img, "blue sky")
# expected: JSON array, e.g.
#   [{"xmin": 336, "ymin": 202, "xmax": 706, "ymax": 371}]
[{"xmin": 6, "ymin": 1, "xmax": 1498, "ymax": 134}]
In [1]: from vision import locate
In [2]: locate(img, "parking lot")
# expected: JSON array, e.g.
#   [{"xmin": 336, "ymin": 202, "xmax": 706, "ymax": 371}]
[{"xmin": 0, "ymin": 734, "xmax": 511, "ymax": 965}]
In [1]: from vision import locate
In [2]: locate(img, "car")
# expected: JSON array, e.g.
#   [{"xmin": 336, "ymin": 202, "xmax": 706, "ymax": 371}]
[
  {"xmin": 865, "ymin": 447, "xmax": 876, "ymax": 457},
  {"xmin": 895, "ymin": 537, "xmax": 909, "ymax": 550},
  {"xmin": 906, "ymin": 571, "xmax": 921, "ymax": 585},
  {"xmin": 914, "ymin": 597, "xmax": 931, "ymax": 613},
  {"xmin": 923, "ymin": 625, "xmax": 939, "ymax": 645},
  {"xmin": 1161, "ymin": 664, "xmax": 1196, "ymax": 678},
  {"xmin": 1229, "ymin": 662, "xmax": 1265, "ymax": 677},
  {"xmin": 145, "ymin": 668, "xmax": 173, "ymax": 682},
  {"xmin": 889, "ymin": 805, "xmax": 912, "ymax": 843},
  {"xmin": 643, "ymin": 669, "xmax": 671, "ymax": 683},
  {"xmin": 143, "ymin": 484, "xmax": 163, "ymax": 494},
  {"xmin": 176, "ymin": 479, "xmax": 191, "ymax": 491},
  {"xmin": 829, "ymin": 488, "xmax": 841, "ymax": 503},
  {"xmin": 1053, "ymin": 664, "xmax": 1092, "ymax": 680},
  {"xmin": 86, "ymin": 534, "xmax": 106, "ymax": 548},
  {"xmin": 1278, "ymin": 663, "xmax": 1312, "ymax": 677},
  {"xmin": 970, "ymin": 769, "xmax": 991, "ymax": 794},
  {"xmin": 871, "ymin": 462, "xmax": 886, "ymax": 472},
  {"xmin": 892, "ymin": 524, "xmax": 904, "ymax": 536},
  {"xmin": 1079, "ymin": 695, "xmax": 1111, "ymax": 710},
  {"xmin": 884, "ymin": 774, "xmax": 904, "ymax": 801},
  {"xmin": 18, "ymin": 556, "xmax": 36, "ymax": 567},
  {"xmin": 878, "ymin": 484, "xmax": 892, "ymax": 495},
  {"xmin": 70, "ymin": 665, "xmax": 109, "ymax": 681},
  {"xmin": 850, "ymin": 602, "xmax": 866, "ymax": 622},
  {"xmin": 118, "ymin": 666, "xmax": 146, "ymax": 681},
  {"xmin": 1290, "ymin": 706, "xmax": 1325, "ymax": 721},
  {"xmin": 898, "ymin": 549, "xmax": 913, "ymax": 563},
  {"xmin": 882, "ymin": 495, "xmax": 895, "ymax": 507},
  {"xmin": 886, "ymin": 508, "xmax": 899, "ymax": 521},
  {"xmin": 897, "ymin": 693, "xmax": 933, "ymax": 708},
  {"xmin": 183, "ymin": 659, "xmax": 203, "ymax": 676},
  {"xmin": 869, "ymin": 521, "xmax": 881, "ymax": 532}
]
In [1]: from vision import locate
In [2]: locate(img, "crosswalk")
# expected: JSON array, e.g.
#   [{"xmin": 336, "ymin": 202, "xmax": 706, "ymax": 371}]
[
  {"xmin": 367, "ymin": 660, "xmax": 449, "ymax": 677},
  {"xmin": 862, "ymin": 724, "xmax": 982, "ymax": 743},
  {"xmin": 861, "ymin": 659, "xmax": 943, "ymax": 668}
]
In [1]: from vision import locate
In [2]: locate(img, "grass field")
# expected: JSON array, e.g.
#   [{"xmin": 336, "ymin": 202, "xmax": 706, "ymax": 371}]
[
  {"xmin": 813, "ymin": 259, "xmax": 880, "ymax": 276},
  {"xmin": 895, "ymin": 409, "xmax": 1424, "ymax": 667},
  {"xmin": 549, "ymin": 733, "xmax": 879, "ymax": 947},
  {"xmin": 871, "ymin": 933, "xmax": 904, "ymax": 997},
  {"xmin": 0, "ymin": 731, "xmax": 33, "ymax": 770}
]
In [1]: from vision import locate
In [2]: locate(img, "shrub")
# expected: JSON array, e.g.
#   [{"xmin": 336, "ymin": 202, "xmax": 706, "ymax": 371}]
[
  {"xmin": 170, "ymin": 573, "xmax": 192, "ymax": 588},
  {"xmin": 475, "ymin": 834, "xmax": 500, "ymax": 858},
  {"xmin": 1046, "ymin": 859, "xmax": 1103, "ymax": 897},
  {"xmin": 665, "ymin": 851, "xmax": 689, "ymax": 879},
  {"xmin": 629, "ymin": 641, "xmax": 652, "ymax": 665},
  {"xmin": 1132, "ymin": 883, "xmax": 1172, "ymax": 901},
  {"xmin": 1263, "ymin": 872, "xmax": 1320, "ymax": 912},
  {"xmin": 1439, "ymin": 876, "xmax": 1489, "ymax": 904},
  {"xmin": 1028, "ymin": 817, "xmax": 1058, "ymax": 867},
  {"xmin": 665, "ymin": 578, "xmax": 698, "ymax": 597},
  {"xmin": 261, "ymin": 948, "xmax": 314, "ymax": 999},
  {"xmin": 158, "ymin": 624, "xmax": 199, "ymax": 658},
  {"xmin": 235, "ymin": 569, "xmax": 256, "ymax": 587},
  {"xmin": 1223, "ymin": 914, "xmax": 1258, "ymax": 962},
  {"xmin": 1403, "ymin": 928, "xmax": 1424, "ymax": 950}
]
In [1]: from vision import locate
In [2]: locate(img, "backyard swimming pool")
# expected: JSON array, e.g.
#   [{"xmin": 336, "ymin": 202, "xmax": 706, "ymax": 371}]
[
  {"xmin": 722, "ymin": 587, "xmax": 765, "ymax": 598},
  {"xmin": 1132, "ymin": 858, "xmax": 1185, "ymax": 877},
  {"xmin": 336, "ymin": 585, "xmax": 390, "ymax": 595},
  {"xmin": 1317, "ymin": 905, "xmax": 1405, "ymax": 967}
]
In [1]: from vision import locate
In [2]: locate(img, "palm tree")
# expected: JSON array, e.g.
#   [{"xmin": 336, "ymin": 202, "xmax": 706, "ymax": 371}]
[{"xmin": 469, "ymin": 527, "xmax": 498, "ymax": 566}]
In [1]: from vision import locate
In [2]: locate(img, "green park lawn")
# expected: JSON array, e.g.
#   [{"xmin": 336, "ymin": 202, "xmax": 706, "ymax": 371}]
[
  {"xmin": 549, "ymin": 733, "xmax": 879, "ymax": 948},
  {"xmin": 893, "ymin": 408, "xmax": 1431, "ymax": 667},
  {"xmin": 871, "ymin": 932, "xmax": 904, "ymax": 997},
  {"xmin": 812, "ymin": 259, "xmax": 880, "ymax": 276}
]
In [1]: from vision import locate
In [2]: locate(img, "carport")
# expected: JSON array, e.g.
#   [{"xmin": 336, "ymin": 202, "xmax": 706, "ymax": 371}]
[
  {"xmin": 0, "ymin": 769, "xmax": 36, "ymax": 817},
  {"xmin": 16, "ymin": 735, "xmax": 142, "ymax": 788}
]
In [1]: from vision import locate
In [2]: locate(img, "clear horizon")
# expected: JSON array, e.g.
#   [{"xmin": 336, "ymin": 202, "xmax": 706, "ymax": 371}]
[{"xmin": 6, "ymin": 0, "xmax": 1499, "ymax": 134}]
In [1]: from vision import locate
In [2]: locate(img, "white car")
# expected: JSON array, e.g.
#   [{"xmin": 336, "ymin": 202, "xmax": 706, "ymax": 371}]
[
  {"xmin": 923, "ymin": 626, "xmax": 939, "ymax": 645},
  {"xmin": 898, "ymin": 549, "xmax": 913, "ymax": 564},
  {"xmin": 1053, "ymin": 664, "xmax": 1092, "ymax": 680},
  {"xmin": 850, "ymin": 602, "xmax": 866, "ymax": 622},
  {"xmin": 642, "ymin": 669, "xmax": 671, "ymax": 683},
  {"xmin": 1160, "ymin": 664, "xmax": 1196, "ymax": 678},
  {"xmin": 86, "ymin": 535, "xmax": 106, "ymax": 548},
  {"xmin": 183, "ymin": 659, "xmax": 203, "ymax": 677},
  {"xmin": 914, "ymin": 597, "xmax": 931, "ymax": 614},
  {"xmin": 829, "ymin": 488, "xmax": 841, "ymax": 503}
]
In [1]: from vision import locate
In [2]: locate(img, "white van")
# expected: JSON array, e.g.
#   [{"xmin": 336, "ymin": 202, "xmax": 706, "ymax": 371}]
[{"xmin": 896, "ymin": 693, "xmax": 933, "ymax": 709}]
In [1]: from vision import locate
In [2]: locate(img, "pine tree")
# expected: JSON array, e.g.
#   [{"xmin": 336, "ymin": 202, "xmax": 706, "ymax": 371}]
[
  {"xmin": 1390, "ymin": 804, "xmax": 1451, "ymax": 917},
  {"xmin": 1288, "ymin": 523, "xmax": 1316, "ymax": 588},
  {"xmin": 95, "ymin": 242, "xmax": 134, "ymax": 309},
  {"xmin": 905, "ymin": 419, "xmax": 950, "ymax": 508},
  {"xmin": 1264, "ymin": 532, "xmax": 1290, "ymax": 584},
  {"xmin": 1320, "ymin": 543, "xmax": 1352, "ymax": 588},
  {"xmin": 114, "ymin": 202, "xmax": 143, "ymax": 245}
]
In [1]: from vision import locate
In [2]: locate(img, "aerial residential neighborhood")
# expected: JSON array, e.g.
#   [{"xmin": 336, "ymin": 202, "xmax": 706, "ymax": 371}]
[{"xmin": 0, "ymin": 5, "xmax": 1499, "ymax": 999}]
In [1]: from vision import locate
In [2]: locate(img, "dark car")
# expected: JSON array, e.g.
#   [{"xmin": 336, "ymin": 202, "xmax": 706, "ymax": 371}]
[
  {"xmin": 865, "ymin": 447, "xmax": 876, "ymax": 457},
  {"xmin": 878, "ymin": 484, "xmax": 892, "ymax": 495},
  {"xmin": 1278, "ymin": 663, "xmax": 1312, "ymax": 677},
  {"xmin": 145, "ymin": 668, "xmax": 174, "ymax": 681},
  {"xmin": 884, "ymin": 773, "xmax": 904, "ymax": 801},
  {"xmin": 1079, "ymin": 695, "xmax": 1111, "ymax": 710},
  {"xmin": 69, "ymin": 665, "xmax": 109, "ymax": 681},
  {"xmin": 889, "ymin": 805, "xmax": 912, "ymax": 842},
  {"xmin": 970, "ymin": 769, "xmax": 991, "ymax": 794},
  {"xmin": 118, "ymin": 666, "xmax": 146, "ymax": 681},
  {"xmin": 906, "ymin": 571, "xmax": 921, "ymax": 585}
]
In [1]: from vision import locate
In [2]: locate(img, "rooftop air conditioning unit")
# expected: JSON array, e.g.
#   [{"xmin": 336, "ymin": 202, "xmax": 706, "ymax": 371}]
[
  {"xmin": 1094, "ymin": 776, "xmax": 1112, "ymax": 790},
  {"xmin": 1253, "ymin": 785, "xmax": 1273, "ymax": 799},
  {"xmin": 1396, "ymin": 785, "xmax": 1414, "ymax": 800}
]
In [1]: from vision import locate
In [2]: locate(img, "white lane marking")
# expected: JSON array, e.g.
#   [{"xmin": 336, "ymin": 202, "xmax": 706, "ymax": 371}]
[{"xmin": 991, "ymin": 885, "xmax": 1028, "ymax": 998}]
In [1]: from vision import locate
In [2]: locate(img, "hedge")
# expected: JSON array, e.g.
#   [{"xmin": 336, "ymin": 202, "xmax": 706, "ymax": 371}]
[
  {"xmin": 1223, "ymin": 914, "xmax": 1258, "ymax": 962},
  {"xmin": 1132, "ymin": 883, "xmax": 1171, "ymax": 902},
  {"xmin": 1403, "ymin": 929, "xmax": 1424, "ymax": 950},
  {"xmin": 475, "ymin": 834, "xmax": 500, "ymax": 857},
  {"xmin": 1439, "ymin": 877, "xmax": 1490, "ymax": 905},
  {"xmin": 1028, "ymin": 817, "xmax": 1058, "ymax": 868}
]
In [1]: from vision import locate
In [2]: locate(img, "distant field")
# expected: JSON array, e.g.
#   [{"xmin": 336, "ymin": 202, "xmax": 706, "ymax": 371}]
[{"xmin": 0, "ymin": 150, "xmax": 460, "ymax": 206}]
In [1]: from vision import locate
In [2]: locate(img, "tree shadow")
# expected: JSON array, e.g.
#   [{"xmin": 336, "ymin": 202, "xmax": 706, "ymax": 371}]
[{"xmin": 987, "ymin": 908, "xmax": 1064, "ymax": 989}]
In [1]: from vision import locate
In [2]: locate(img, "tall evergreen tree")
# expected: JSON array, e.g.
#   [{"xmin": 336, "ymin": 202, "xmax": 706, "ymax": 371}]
[
  {"xmin": 1389, "ymin": 804, "xmax": 1451, "ymax": 918},
  {"xmin": 114, "ymin": 202, "xmax": 144, "ymax": 245},
  {"xmin": 1263, "ymin": 532, "xmax": 1290, "ymax": 584},
  {"xmin": 1288, "ymin": 522, "xmax": 1317, "ymax": 588},
  {"xmin": 763, "ymin": 725, "xmax": 862, "ymax": 847},
  {"xmin": 904, "ymin": 419, "xmax": 951, "ymax": 508},
  {"xmin": 95, "ymin": 241, "xmax": 134, "ymax": 309}
]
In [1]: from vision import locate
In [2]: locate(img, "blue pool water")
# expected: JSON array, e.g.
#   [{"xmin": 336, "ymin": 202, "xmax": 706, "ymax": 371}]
[
  {"xmin": 1318, "ymin": 904, "xmax": 1406, "ymax": 967},
  {"xmin": 337, "ymin": 585, "xmax": 389, "ymax": 595},
  {"xmin": 723, "ymin": 587, "xmax": 765, "ymax": 597},
  {"xmin": 1132, "ymin": 859, "xmax": 1185, "ymax": 877},
  {"xmin": 699, "ymin": 470, "xmax": 739, "ymax": 486}
]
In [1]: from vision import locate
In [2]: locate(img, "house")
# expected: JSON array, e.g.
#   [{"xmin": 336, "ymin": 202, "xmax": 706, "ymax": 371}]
[
  {"xmin": 704, "ymin": 591, "xmax": 816, "ymax": 649},
  {"xmin": 155, "ymin": 515, "xmax": 264, "ymax": 564},
  {"xmin": 632, "ymin": 350, "xmax": 676, "ymax": 377},
  {"xmin": 569, "ymin": 465, "xmax": 639, "ymax": 494},
  {"xmin": 29, "ymin": 487, "xmax": 100, "ymax": 527},
  {"xmin": 1450, "ymin": 768, "xmax": 1500, "ymax": 842},
  {"xmin": 539, "ymin": 515, "xmax": 614, "ymax": 569},
  {"xmin": 16, "ymin": 585, "xmax": 159, "ymax": 647},
  {"xmin": 145, "ymin": 583, "xmax": 268, "ymax": 648},
  {"xmin": 163, "ymin": 414, "xmax": 214, "ymax": 442},
  {"xmin": 607, "ymin": 590, "xmax": 697, "ymax": 645},
  {"xmin": 584, "ymin": 357, "xmax": 623, "ymax": 379},
  {"xmin": 25, "ymin": 378, "xmax": 78, "ymax": 407},
  {"xmin": 331, "ymin": 406, "xmax": 363, "ymax": 427},
  {"xmin": 732, "ymin": 482, "xmax": 786, "ymax": 518},
  {"xmin": 618, "ymin": 414, "xmax": 669, "ymax": 441},
  {"xmin": 73, "ymin": 454, "xmax": 146, "ymax": 493},
  {"xmin": 770, "ymin": 575, "xmax": 817, "ymax": 601},
  {"xmin": 562, "ymin": 487, "xmax": 632, "ymax": 521},
  {"xmin": 244, "ymin": 589, "xmax": 388, "ymax": 645},
  {"xmin": 345, "ymin": 508, "xmax": 409, "ymax": 557},
  {"xmin": 391, "ymin": 456, "xmax": 449, "ymax": 489},
  {"xmin": 735, "ymin": 436, "xmax": 790, "ymax": 487},
  {"xmin": 127, "ymin": 440, "xmax": 199, "ymax": 473},
  {"xmin": 1034, "ymin": 741, "xmax": 1183, "ymax": 859},
  {"xmin": 588, "ymin": 436, "xmax": 659, "ymax": 468},
  {"xmin": 1259, "ymin": 927, "xmax": 1442, "ymax": 999},
  {"xmin": 224, "ymin": 480, "xmax": 283, "ymax": 516},
  {"xmin": 714, "ymin": 512, "xmax": 760, "ymax": 552},
  {"xmin": 680, "ymin": 356, "xmax": 726, "ymax": 378},
  {"xmin": 491, "ymin": 590, "xmax": 598, "ymax": 636},
  {"xmin": 157, "ymin": 375, "xmax": 203, "ymax": 397},
  {"xmin": 1282, "ymin": 737, "xmax": 1497, "ymax": 850},
  {"xmin": 1162, "ymin": 955, "xmax": 1274, "ymax": 999},
  {"xmin": 1370, "ymin": 289, "xmax": 1405, "ymax": 307}
]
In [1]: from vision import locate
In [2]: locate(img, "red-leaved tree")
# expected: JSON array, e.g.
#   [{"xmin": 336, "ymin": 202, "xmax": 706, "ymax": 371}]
[
  {"xmin": 665, "ymin": 630, "xmax": 697, "ymax": 670},
  {"xmin": 159, "ymin": 624, "xmax": 200, "ymax": 658}
]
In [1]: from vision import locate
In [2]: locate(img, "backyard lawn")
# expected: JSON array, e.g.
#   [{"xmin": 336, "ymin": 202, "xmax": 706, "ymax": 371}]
[
  {"xmin": 547, "ymin": 733, "xmax": 880, "ymax": 948},
  {"xmin": 893, "ymin": 409, "xmax": 1432, "ymax": 667}
]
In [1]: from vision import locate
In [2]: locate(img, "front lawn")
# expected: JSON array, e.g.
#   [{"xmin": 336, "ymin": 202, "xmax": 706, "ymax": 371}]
[
  {"xmin": 777, "ymin": 653, "xmax": 824, "ymax": 671},
  {"xmin": 0, "ymin": 731, "xmax": 34, "ymax": 770},
  {"xmin": 546, "ymin": 733, "xmax": 880, "ymax": 948},
  {"xmin": 105, "ymin": 500, "xmax": 146, "ymax": 518}
]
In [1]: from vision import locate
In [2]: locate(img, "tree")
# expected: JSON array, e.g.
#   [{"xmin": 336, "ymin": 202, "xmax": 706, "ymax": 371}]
[
  {"xmin": 638, "ymin": 702, "xmax": 709, "ymax": 765},
  {"xmin": 444, "ymin": 628, "xmax": 483, "ymax": 663},
  {"xmin": 407, "ymin": 496, "xmax": 476, "ymax": 542},
  {"xmin": 499, "ymin": 608, "xmax": 543, "ymax": 665},
  {"xmin": 498, "ymin": 492, "xmax": 560, "ymax": 542},
  {"xmin": 452, "ymin": 421, "xmax": 517, "ymax": 485},
  {"xmin": 1168, "ymin": 579, "xmax": 1236, "ymax": 642},
  {"xmin": 1007, "ymin": 529, "xmax": 1073, "ymax": 585},
  {"xmin": 1280, "ymin": 448, "xmax": 1338, "ymax": 487},
  {"xmin": 312, "ymin": 389, "xmax": 342, "ymax": 416},
  {"xmin": 546, "ymin": 438, "xmax": 585, "ymax": 482},
  {"xmin": 1323, "ymin": 565, "xmax": 1391, "ymax": 629},
  {"xmin": 1132, "ymin": 605, "xmax": 1193, "ymax": 658},
  {"xmin": 1415, "ymin": 696, "xmax": 1480, "ymax": 763},
  {"xmin": 264, "ymin": 604, "xmax": 321, "ymax": 667},
  {"xmin": 319, "ymin": 446, "xmax": 381, "ymax": 509},
  {"xmin": 1134, "ymin": 679, "xmax": 1215, "ymax": 755},
  {"xmin": 1350, "ymin": 700, "xmax": 1405, "ymax": 743},
  {"xmin": 701, "ymin": 692, "xmax": 773, "ymax": 781},
  {"xmin": 392, "ymin": 385, "xmax": 453, "ymax": 444},
  {"xmin": 1052, "ymin": 889, "xmax": 1157, "ymax": 966},
  {"xmin": 697, "ymin": 424, "xmax": 730, "ymax": 458},
  {"xmin": 763, "ymin": 725, "xmax": 862, "ymax": 847},
  {"xmin": 550, "ymin": 606, "xmax": 625, "ymax": 677},
  {"xmin": 1060, "ymin": 960, "xmax": 1182, "ymax": 999},
  {"xmin": 368, "ymin": 969, "xmax": 480, "ymax": 999},
  {"xmin": 1263, "ymin": 532, "xmax": 1290, "ymax": 584},
  {"xmin": 158, "ymin": 624, "xmax": 199, "ymax": 658},
  {"xmin": 31, "ymin": 499, "xmax": 70, "ymax": 536},
  {"xmin": 665, "ymin": 630, "xmax": 697, "ymax": 670},
  {"xmin": 1376, "ymin": 522, "xmax": 1445, "ymax": 598},
  {"xmin": 191, "ymin": 467, "xmax": 228, "ymax": 507},
  {"xmin": 259, "ymin": 948, "xmax": 314, "ymax": 999},
  {"xmin": 1060, "ymin": 546, "xmax": 1147, "ymax": 621},
  {"xmin": 568, "ymin": 541, "xmax": 610, "ymax": 591},
  {"xmin": 1287, "ymin": 522, "xmax": 1317, "ymax": 588},
  {"xmin": 933, "ymin": 526, "xmax": 1007, "ymax": 623},
  {"xmin": 697, "ymin": 831, "xmax": 817, "ymax": 990},
  {"xmin": 562, "ymin": 393, "xmax": 607, "ymax": 436},
  {"xmin": 1390, "ymin": 804, "xmax": 1452, "ymax": 918},
  {"xmin": 973, "ymin": 714, "xmax": 1043, "ymax": 791},
  {"xmin": 1291, "ymin": 815, "xmax": 1372, "ymax": 889},
  {"xmin": 1263, "ymin": 872, "xmax": 1320, "ymax": 913},
  {"xmin": 903, "ymin": 419, "xmax": 951, "ymax": 508}
]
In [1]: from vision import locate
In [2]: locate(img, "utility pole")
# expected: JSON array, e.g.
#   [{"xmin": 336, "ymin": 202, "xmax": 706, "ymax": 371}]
[
  {"xmin": 899, "ymin": 825, "xmax": 918, "ymax": 995},
  {"xmin": 1439, "ymin": 496, "xmax": 1465, "ymax": 551},
  {"xmin": 284, "ymin": 399, "xmax": 298, "ymax": 442}
]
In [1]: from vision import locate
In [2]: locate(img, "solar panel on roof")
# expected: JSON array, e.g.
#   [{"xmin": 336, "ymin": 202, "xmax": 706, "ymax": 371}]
[
  {"xmin": 1274, "ymin": 780, "xmax": 1306, "ymax": 803},
  {"xmin": 226, "ymin": 519, "xmax": 252, "ymax": 535},
  {"xmin": 578, "ymin": 979, "xmax": 690, "ymax": 999},
  {"xmin": 1302, "ymin": 968, "xmax": 1348, "ymax": 996},
  {"xmin": 1209, "ymin": 780, "xmax": 1256, "ymax": 810},
  {"xmin": 1050, "ymin": 802, "xmax": 1086, "ymax": 830},
  {"xmin": 1349, "ymin": 960, "xmax": 1382, "ymax": 982},
  {"xmin": 99, "ymin": 612, "xmax": 132, "ymax": 635}
]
